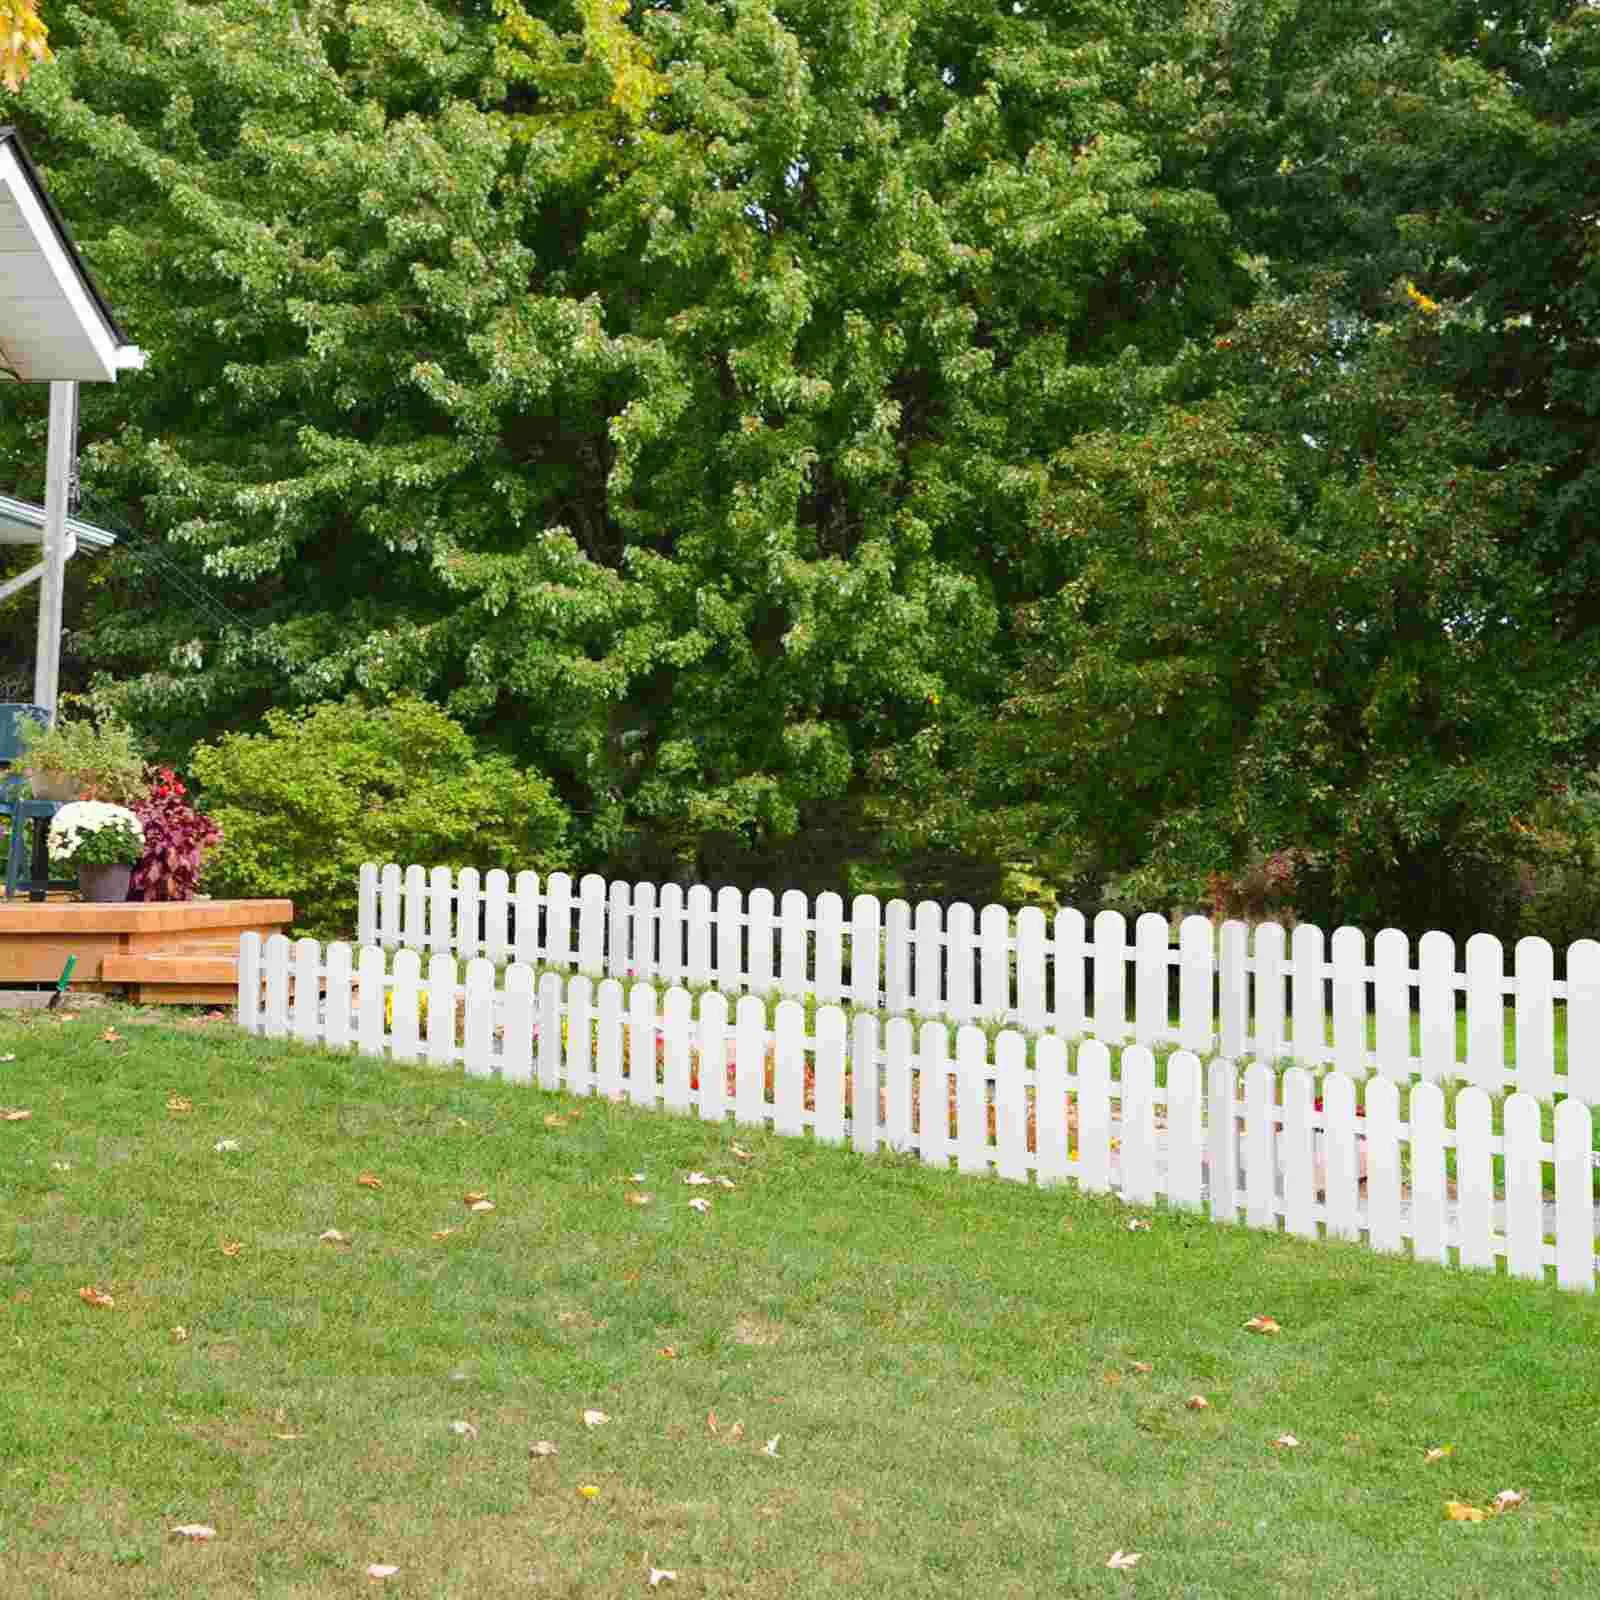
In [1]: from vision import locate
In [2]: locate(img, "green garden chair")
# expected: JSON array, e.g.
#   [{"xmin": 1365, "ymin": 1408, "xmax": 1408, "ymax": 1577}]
[{"xmin": 0, "ymin": 704, "xmax": 77, "ymax": 900}]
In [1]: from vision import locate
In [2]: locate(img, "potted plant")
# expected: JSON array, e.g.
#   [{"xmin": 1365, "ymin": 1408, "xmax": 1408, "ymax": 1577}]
[
  {"xmin": 15, "ymin": 716, "xmax": 149, "ymax": 805},
  {"xmin": 47, "ymin": 801, "xmax": 146, "ymax": 902},
  {"xmin": 129, "ymin": 768, "xmax": 223, "ymax": 902}
]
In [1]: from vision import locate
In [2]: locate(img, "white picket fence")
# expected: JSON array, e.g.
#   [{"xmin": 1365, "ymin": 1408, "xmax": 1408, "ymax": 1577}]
[
  {"xmin": 356, "ymin": 863, "xmax": 1600, "ymax": 1100},
  {"xmin": 239, "ymin": 932, "xmax": 1600, "ymax": 1294}
]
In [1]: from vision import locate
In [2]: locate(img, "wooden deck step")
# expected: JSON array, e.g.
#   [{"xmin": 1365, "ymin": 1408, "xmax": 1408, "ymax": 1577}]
[{"xmin": 99, "ymin": 953, "xmax": 240, "ymax": 1006}]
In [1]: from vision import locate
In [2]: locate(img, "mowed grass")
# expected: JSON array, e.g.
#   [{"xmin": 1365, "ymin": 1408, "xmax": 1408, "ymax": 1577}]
[{"xmin": 2, "ymin": 1006, "xmax": 1599, "ymax": 1598}]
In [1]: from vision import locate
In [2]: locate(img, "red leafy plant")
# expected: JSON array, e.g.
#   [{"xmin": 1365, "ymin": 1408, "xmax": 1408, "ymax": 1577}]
[{"xmin": 130, "ymin": 769, "xmax": 223, "ymax": 902}]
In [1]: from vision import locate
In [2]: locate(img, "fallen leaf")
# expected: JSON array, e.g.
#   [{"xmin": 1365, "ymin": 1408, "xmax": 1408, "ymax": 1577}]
[
  {"xmin": 1, "ymin": 1108, "xmax": 29, "ymax": 1122},
  {"xmin": 648, "ymin": 1570, "xmax": 677, "ymax": 1589},
  {"xmin": 659, "ymin": 1346, "xmax": 677, "ymax": 1358},
  {"xmin": 1244, "ymin": 1315, "xmax": 1282, "ymax": 1334},
  {"xmin": 728, "ymin": 1421, "xmax": 744, "ymax": 1442},
  {"xmin": 171, "ymin": 1524, "xmax": 216, "ymax": 1540},
  {"xmin": 1127, "ymin": 1218, "xmax": 1151, "ymax": 1232},
  {"xmin": 220, "ymin": 1240, "xmax": 243, "ymax": 1258},
  {"xmin": 171, "ymin": 1326, "xmax": 189, "ymax": 1342},
  {"xmin": 463, "ymin": 1191, "xmax": 488, "ymax": 1206},
  {"xmin": 528, "ymin": 1440, "xmax": 559, "ymax": 1458},
  {"xmin": 706, "ymin": 1410, "xmax": 718, "ymax": 1434},
  {"xmin": 577, "ymin": 1485, "xmax": 599, "ymax": 1499},
  {"xmin": 1424, "ymin": 1446, "xmax": 1454, "ymax": 1464},
  {"xmin": 1492, "ymin": 1490, "xmax": 1527, "ymax": 1514},
  {"xmin": 1186, "ymin": 1395, "xmax": 1210, "ymax": 1411},
  {"xmin": 1131, "ymin": 1362, "xmax": 1153, "ymax": 1375},
  {"xmin": 623, "ymin": 1172, "xmax": 647, "ymax": 1183},
  {"xmin": 167, "ymin": 1096, "xmax": 192, "ymax": 1113},
  {"xmin": 0, "ymin": 1052, "xmax": 15, "ymax": 1061},
  {"xmin": 730, "ymin": 1145, "xmax": 753, "ymax": 1160},
  {"xmin": 78, "ymin": 1285, "xmax": 114, "ymax": 1308},
  {"xmin": 1106, "ymin": 1550, "xmax": 1142, "ymax": 1570},
  {"xmin": 59, "ymin": 1012, "xmax": 78, "ymax": 1021},
  {"xmin": 582, "ymin": 1409, "xmax": 609, "ymax": 1428},
  {"xmin": 431, "ymin": 1227, "xmax": 457, "ymax": 1240},
  {"xmin": 100, "ymin": 1028, "xmax": 122, "ymax": 1043},
  {"xmin": 544, "ymin": 1114, "xmax": 568, "ymax": 1128},
  {"xmin": 367, "ymin": 1564, "xmax": 400, "ymax": 1580},
  {"xmin": 448, "ymin": 1420, "xmax": 479, "ymax": 1439},
  {"xmin": 715, "ymin": 1176, "xmax": 736, "ymax": 1189},
  {"xmin": 357, "ymin": 1173, "xmax": 383, "ymax": 1190},
  {"xmin": 272, "ymin": 1433, "xmax": 304, "ymax": 1441},
  {"xmin": 50, "ymin": 1160, "xmax": 70, "ymax": 1171},
  {"xmin": 683, "ymin": 1172, "xmax": 713, "ymax": 1186},
  {"xmin": 468, "ymin": 1199, "xmax": 496, "ymax": 1213},
  {"xmin": 214, "ymin": 1139, "xmax": 240, "ymax": 1153},
  {"xmin": 1445, "ymin": 1501, "xmax": 1487, "ymax": 1523},
  {"xmin": 319, "ymin": 1229, "xmax": 350, "ymax": 1245},
  {"xmin": 762, "ymin": 1435, "xmax": 780, "ymax": 1457},
  {"xmin": 688, "ymin": 1197, "xmax": 711, "ymax": 1213},
  {"xmin": 1103, "ymin": 1369, "xmax": 1123, "ymax": 1386},
  {"xmin": 626, "ymin": 1192, "xmax": 655, "ymax": 1207},
  {"xmin": 1273, "ymin": 1434, "xmax": 1301, "ymax": 1449}
]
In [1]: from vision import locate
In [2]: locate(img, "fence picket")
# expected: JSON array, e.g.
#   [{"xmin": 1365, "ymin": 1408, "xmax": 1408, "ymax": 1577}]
[
  {"xmin": 884, "ymin": 900, "xmax": 912, "ymax": 1013},
  {"xmin": 1054, "ymin": 909, "xmax": 1087, "ymax": 1039},
  {"xmin": 403, "ymin": 864, "xmax": 426, "ymax": 952},
  {"xmin": 979, "ymin": 904, "xmax": 1010, "ymax": 1023},
  {"xmin": 390, "ymin": 948, "xmax": 421, "ymax": 1062},
  {"xmin": 773, "ymin": 1000, "xmax": 806, "ymax": 1136},
  {"xmin": 697, "ymin": 990, "xmax": 729, "ymax": 1123},
  {"xmin": 1177, "ymin": 918, "xmax": 1212, "ymax": 1054},
  {"xmin": 513, "ymin": 871, "xmax": 541, "ymax": 967},
  {"xmin": 425, "ymin": 954, "xmax": 453, "ymax": 1065},
  {"xmin": 292, "ymin": 937, "xmax": 321, "ymax": 1044},
  {"xmin": 1290, "ymin": 925, "xmax": 1325, "ymax": 1067},
  {"xmin": 914, "ymin": 900, "xmax": 943, "ymax": 1017},
  {"xmin": 596, "ymin": 978, "xmax": 625, "ymax": 1100},
  {"xmin": 1372, "ymin": 929, "xmax": 1410, "ymax": 1081},
  {"xmin": 1503, "ymin": 1093, "xmax": 1545, "ymax": 1282},
  {"xmin": 456, "ymin": 869, "xmax": 481, "ymax": 963},
  {"xmin": 744, "ymin": 888, "xmax": 774, "ymax": 998},
  {"xmin": 993, "ymin": 1032, "xmax": 1028, "ymax": 1182},
  {"xmin": 1330, "ymin": 928, "xmax": 1366, "ymax": 1077},
  {"xmin": 1567, "ymin": 939, "xmax": 1600, "ymax": 1101},
  {"xmin": 1017, "ymin": 908, "xmax": 1047, "ymax": 1032},
  {"xmin": 462, "ymin": 957, "xmax": 495, "ymax": 1077},
  {"xmin": 1321, "ymin": 1071, "xmax": 1361, "ymax": 1242},
  {"xmin": 851, "ymin": 1012, "xmax": 880, "ymax": 1153},
  {"xmin": 814, "ymin": 1007, "xmax": 847, "ymax": 1144},
  {"xmin": 723, "ymin": 887, "xmax": 748, "ymax": 996},
  {"xmin": 1554, "ymin": 1098, "xmax": 1595, "ymax": 1293},
  {"xmin": 565, "ymin": 974, "xmax": 593, "ymax": 1096},
  {"xmin": 1514, "ymin": 936, "xmax": 1556, "ymax": 1098},
  {"xmin": 1418, "ymin": 931, "xmax": 1455, "ymax": 1082},
  {"xmin": 1409, "ymin": 1081, "xmax": 1448, "ymax": 1265},
  {"xmin": 1253, "ymin": 924, "xmax": 1285, "ymax": 1064},
  {"xmin": 1092, "ymin": 910, "xmax": 1126, "ymax": 1043},
  {"xmin": 379, "ymin": 862, "xmax": 401, "ymax": 950},
  {"xmin": 536, "ymin": 974, "xmax": 562, "ymax": 1089},
  {"xmin": 882, "ymin": 1017, "xmax": 913, "ymax": 1155},
  {"xmin": 1120, "ymin": 1045, "xmax": 1157, "ymax": 1206},
  {"xmin": 916, "ymin": 1022, "xmax": 948, "ymax": 1169},
  {"xmin": 1077, "ymin": 1041, "xmax": 1112, "ymax": 1194},
  {"xmin": 1164, "ymin": 1051, "xmax": 1203, "ymax": 1209},
  {"xmin": 263, "ymin": 933, "xmax": 289, "ymax": 1037},
  {"xmin": 662, "ymin": 988, "xmax": 693, "ymax": 1112},
  {"xmin": 658, "ymin": 883, "xmax": 686, "ymax": 985},
  {"xmin": 631, "ymin": 881, "xmax": 657, "ymax": 982},
  {"xmin": 954, "ymin": 1026, "xmax": 989, "ymax": 1174},
  {"xmin": 734, "ymin": 994, "xmax": 767, "ymax": 1127},
  {"xmin": 357, "ymin": 864, "xmax": 378, "ymax": 949},
  {"xmin": 484, "ymin": 869, "xmax": 510, "ymax": 965},
  {"xmin": 1035, "ymin": 1036, "xmax": 1071, "ymax": 1186},
  {"xmin": 777, "ymin": 890, "xmax": 806, "ymax": 999},
  {"xmin": 946, "ymin": 901, "xmax": 975, "ymax": 1022},
  {"xmin": 816, "ymin": 894, "xmax": 844, "ymax": 1005},
  {"xmin": 545, "ymin": 873, "xmax": 574, "ymax": 969},
  {"xmin": 1206, "ymin": 1058, "xmax": 1238, "ymax": 1221},
  {"xmin": 607, "ymin": 880, "xmax": 632, "ymax": 980},
  {"xmin": 1134, "ymin": 914, "xmax": 1167, "ymax": 1048},
  {"xmin": 1365, "ymin": 1078, "xmax": 1402, "ymax": 1253},
  {"xmin": 850, "ymin": 895, "xmax": 881, "ymax": 1011},
  {"xmin": 1243, "ymin": 1062, "xmax": 1276, "ymax": 1229},
  {"xmin": 1280, "ymin": 1067, "xmax": 1316, "ymax": 1239},
  {"xmin": 1218, "ymin": 921, "xmax": 1247, "ymax": 1060},
  {"xmin": 427, "ymin": 866, "xmax": 452, "ymax": 960},
  {"xmin": 1454, "ymin": 1086, "xmax": 1495, "ymax": 1270},
  {"xmin": 1465, "ymin": 933, "xmax": 1504, "ymax": 1090},
  {"xmin": 577, "ymin": 876, "xmax": 605, "ymax": 975},
  {"xmin": 686, "ymin": 886, "xmax": 712, "ymax": 985},
  {"xmin": 356, "ymin": 945, "xmax": 386, "ymax": 1058},
  {"xmin": 502, "ymin": 965, "xmax": 535, "ymax": 1085}
]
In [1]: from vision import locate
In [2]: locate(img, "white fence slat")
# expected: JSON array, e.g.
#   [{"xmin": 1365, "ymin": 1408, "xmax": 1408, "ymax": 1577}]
[
  {"xmin": 428, "ymin": 866, "xmax": 453, "ymax": 960},
  {"xmin": 1077, "ymin": 1040, "xmax": 1112, "ymax": 1194},
  {"xmin": 1330, "ymin": 927, "xmax": 1366, "ymax": 1077},
  {"xmin": 262, "ymin": 932, "xmax": 290, "ymax": 1037},
  {"xmin": 536, "ymin": 973, "xmax": 563, "ymax": 1089},
  {"xmin": 1321, "ymin": 1071, "xmax": 1361, "ymax": 1242},
  {"xmin": 884, "ymin": 899, "xmax": 912, "ymax": 1013},
  {"xmin": 1178, "ymin": 917, "xmax": 1212, "ymax": 1054},
  {"xmin": 403, "ymin": 863, "xmax": 426, "ymax": 951},
  {"xmin": 595, "ymin": 978, "xmax": 625, "ymax": 1100},
  {"xmin": 816, "ymin": 894, "xmax": 844, "ymax": 1004},
  {"xmin": 1035, "ymin": 1036, "xmax": 1071, "ymax": 1186},
  {"xmin": 1409, "ymin": 1081, "xmax": 1449, "ymax": 1265},
  {"xmin": 389, "ymin": 948, "xmax": 421, "ymax": 1062},
  {"xmin": 325, "ymin": 940, "xmax": 355, "ymax": 1051},
  {"xmin": 1253, "ymin": 923, "xmax": 1285, "ymax": 1063},
  {"xmin": 1243, "ymin": 1062, "xmax": 1276, "ymax": 1230},
  {"xmin": 1054, "ymin": 909, "xmax": 1087, "ymax": 1038},
  {"xmin": 620, "ymin": 979, "xmax": 652, "ymax": 1107},
  {"xmin": 662, "ymin": 988, "xmax": 694, "ymax": 1113},
  {"xmin": 1134, "ymin": 913, "xmax": 1167, "ymax": 1048},
  {"xmin": 1017, "ymin": 907, "xmax": 1047, "ymax": 1032},
  {"xmin": 1290, "ymin": 924, "xmax": 1325, "ymax": 1067},
  {"xmin": 577, "ymin": 875, "xmax": 606, "ymax": 975},
  {"xmin": 484, "ymin": 869, "xmax": 510, "ymax": 965},
  {"xmin": 978, "ymin": 903, "xmax": 1010, "ymax": 1023},
  {"xmin": 607, "ymin": 880, "xmax": 632, "ymax": 980},
  {"xmin": 545, "ymin": 872, "xmax": 574, "ymax": 969},
  {"xmin": 356, "ymin": 944, "xmax": 386, "ymax": 1058},
  {"xmin": 882, "ymin": 1017, "xmax": 914, "ymax": 1154},
  {"xmin": 1165, "ymin": 1051, "xmax": 1203, "ymax": 1209},
  {"xmin": 1373, "ymin": 928, "xmax": 1411, "ymax": 1081},
  {"xmin": 513, "ymin": 871, "xmax": 541, "ymax": 967},
  {"xmin": 1280, "ymin": 1067, "xmax": 1316, "ymax": 1239},
  {"xmin": 772, "ymin": 1000, "xmax": 806, "ymax": 1136},
  {"xmin": 850, "ymin": 1012, "xmax": 880, "ymax": 1153},
  {"xmin": 778, "ymin": 890, "xmax": 807, "ymax": 999},
  {"xmin": 1120, "ymin": 1044, "xmax": 1157, "ymax": 1206},
  {"xmin": 1218, "ymin": 920, "xmax": 1248, "ymax": 1060},
  {"xmin": 993, "ymin": 1031, "xmax": 1029, "ymax": 1182},
  {"xmin": 734, "ymin": 994, "xmax": 767, "ymax": 1127},
  {"xmin": 1092, "ymin": 910, "xmax": 1127, "ymax": 1043},
  {"xmin": 913, "ymin": 900, "xmax": 943, "ymax": 1017},
  {"xmin": 565, "ymin": 974, "xmax": 594, "ymax": 1097},
  {"xmin": 813, "ymin": 1007, "xmax": 847, "ymax": 1144},
  {"xmin": 954, "ymin": 1025, "xmax": 990, "ymax": 1175},
  {"xmin": 686, "ymin": 885, "xmax": 713, "ymax": 985},
  {"xmin": 916, "ymin": 1022, "xmax": 949, "ymax": 1168},
  {"xmin": 357, "ymin": 863, "xmax": 378, "ymax": 949},
  {"xmin": 850, "ymin": 895, "xmax": 881, "ymax": 1011},
  {"xmin": 1554, "ymin": 1098, "xmax": 1595, "ymax": 1293},
  {"xmin": 456, "ymin": 869, "xmax": 482, "ymax": 963},
  {"xmin": 502, "ymin": 965, "xmax": 535, "ymax": 1085},
  {"xmin": 1365, "ymin": 1078, "xmax": 1403, "ymax": 1253},
  {"xmin": 292, "ymin": 937, "xmax": 321, "ymax": 1044},
  {"xmin": 1465, "ymin": 933, "xmax": 1504, "ymax": 1090},
  {"xmin": 746, "ymin": 887, "xmax": 773, "ymax": 997},
  {"xmin": 631, "ymin": 880, "xmax": 657, "ymax": 982},
  {"xmin": 1418, "ymin": 930, "xmax": 1455, "ymax": 1082},
  {"xmin": 1454, "ymin": 1087, "xmax": 1495, "ymax": 1271},
  {"xmin": 1566, "ymin": 939, "xmax": 1600, "ymax": 1101},
  {"xmin": 945, "ymin": 901, "xmax": 975, "ymax": 1022},
  {"xmin": 1206, "ymin": 1058, "xmax": 1238, "ymax": 1221},
  {"xmin": 697, "ymin": 990, "xmax": 730, "ymax": 1123},
  {"xmin": 657, "ymin": 882, "xmax": 686, "ymax": 984},
  {"xmin": 723, "ymin": 886, "xmax": 749, "ymax": 995},
  {"xmin": 237, "ymin": 931, "xmax": 262, "ymax": 1034},
  {"xmin": 1503, "ymin": 1092, "xmax": 1545, "ymax": 1282},
  {"xmin": 379, "ymin": 862, "xmax": 402, "ymax": 949},
  {"xmin": 1514, "ymin": 936, "xmax": 1556, "ymax": 1098},
  {"xmin": 462, "ymin": 957, "xmax": 495, "ymax": 1077},
  {"xmin": 425, "ymin": 954, "xmax": 454, "ymax": 1065}
]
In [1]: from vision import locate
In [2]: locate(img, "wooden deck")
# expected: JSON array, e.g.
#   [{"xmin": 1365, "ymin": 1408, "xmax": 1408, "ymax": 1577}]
[{"xmin": 0, "ymin": 897, "xmax": 294, "ymax": 1004}]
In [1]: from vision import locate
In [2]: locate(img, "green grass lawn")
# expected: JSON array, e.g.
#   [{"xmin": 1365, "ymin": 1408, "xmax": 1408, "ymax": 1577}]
[{"xmin": 3, "ymin": 1003, "xmax": 1599, "ymax": 1598}]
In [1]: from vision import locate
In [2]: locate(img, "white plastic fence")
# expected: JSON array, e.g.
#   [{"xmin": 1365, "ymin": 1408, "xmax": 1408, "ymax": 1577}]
[
  {"xmin": 356, "ymin": 863, "xmax": 1600, "ymax": 1099},
  {"xmin": 240, "ymin": 932, "xmax": 1599, "ymax": 1294}
]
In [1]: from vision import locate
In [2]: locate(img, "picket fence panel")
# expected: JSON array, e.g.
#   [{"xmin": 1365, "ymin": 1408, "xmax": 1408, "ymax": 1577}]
[
  {"xmin": 358, "ymin": 863, "xmax": 1600, "ymax": 1099},
  {"xmin": 244, "ymin": 932, "xmax": 1600, "ymax": 1295}
]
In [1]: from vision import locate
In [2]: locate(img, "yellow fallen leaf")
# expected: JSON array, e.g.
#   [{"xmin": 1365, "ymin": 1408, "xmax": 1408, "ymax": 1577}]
[
  {"xmin": 544, "ymin": 1114, "xmax": 568, "ymax": 1128},
  {"xmin": 1, "ymin": 1108, "xmax": 30, "ymax": 1121},
  {"xmin": 171, "ymin": 1326, "xmax": 189, "ymax": 1342},
  {"xmin": 1186, "ymin": 1395, "xmax": 1210, "ymax": 1411},
  {"xmin": 730, "ymin": 1145, "xmax": 753, "ymax": 1160},
  {"xmin": 78, "ymin": 1285, "xmax": 114, "ymax": 1308},
  {"xmin": 648, "ymin": 1569, "xmax": 676, "ymax": 1589},
  {"xmin": 623, "ymin": 1172, "xmax": 647, "ymax": 1183},
  {"xmin": 706, "ymin": 1410, "xmax": 718, "ymax": 1434},
  {"xmin": 1272, "ymin": 1434, "xmax": 1301, "ymax": 1449},
  {"xmin": 167, "ymin": 1096, "xmax": 192, "ymax": 1113},
  {"xmin": 468, "ymin": 1199, "xmax": 496, "ymax": 1213},
  {"xmin": 1492, "ymin": 1489, "xmax": 1527, "ymax": 1514},
  {"xmin": 220, "ymin": 1240, "xmax": 243, "ymax": 1258},
  {"xmin": 463, "ymin": 1191, "xmax": 488, "ymax": 1206},
  {"xmin": 687, "ymin": 1197, "xmax": 711, "ymax": 1213},
  {"xmin": 1445, "ymin": 1501, "xmax": 1486, "ymax": 1523},
  {"xmin": 716, "ymin": 1176, "xmax": 736, "ymax": 1190},
  {"xmin": 1130, "ymin": 1362, "xmax": 1153, "ymax": 1375},
  {"xmin": 683, "ymin": 1172, "xmax": 713, "ymax": 1186},
  {"xmin": 577, "ymin": 1484, "xmax": 600, "ymax": 1499},
  {"xmin": 659, "ymin": 1346, "xmax": 677, "ymax": 1358},
  {"xmin": 1106, "ymin": 1550, "xmax": 1142, "ymax": 1570},
  {"xmin": 319, "ymin": 1229, "xmax": 351, "ymax": 1245},
  {"xmin": 432, "ymin": 1227, "xmax": 457, "ymax": 1240},
  {"xmin": 100, "ymin": 1028, "xmax": 122, "ymax": 1044},
  {"xmin": 528, "ymin": 1441, "xmax": 558, "ymax": 1458},
  {"xmin": 728, "ymin": 1421, "xmax": 744, "ymax": 1442},
  {"xmin": 1244, "ymin": 1315, "xmax": 1282, "ymax": 1334},
  {"xmin": 273, "ymin": 1433, "xmax": 304, "ymax": 1441},
  {"xmin": 582, "ymin": 1409, "xmax": 609, "ymax": 1428},
  {"xmin": 626, "ymin": 1192, "xmax": 655, "ymax": 1207},
  {"xmin": 171, "ymin": 1524, "xmax": 216, "ymax": 1540},
  {"xmin": 1424, "ymin": 1446, "xmax": 1453, "ymax": 1464},
  {"xmin": 1126, "ymin": 1217, "xmax": 1151, "ymax": 1232},
  {"xmin": 357, "ymin": 1173, "xmax": 383, "ymax": 1190}
]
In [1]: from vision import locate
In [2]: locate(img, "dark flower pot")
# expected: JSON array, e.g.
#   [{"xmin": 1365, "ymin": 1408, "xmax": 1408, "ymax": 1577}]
[{"xmin": 77, "ymin": 863, "xmax": 134, "ymax": 903}]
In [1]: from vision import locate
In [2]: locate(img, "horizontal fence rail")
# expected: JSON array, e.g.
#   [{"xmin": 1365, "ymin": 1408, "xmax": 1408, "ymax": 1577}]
[
  {"xmin": 356, "ymin": 864, "xmax": 1600, "ymax": 1099},
  {"xmin": 242, "ymin": 933, "xmax": 1600, "ymax": 1295}
]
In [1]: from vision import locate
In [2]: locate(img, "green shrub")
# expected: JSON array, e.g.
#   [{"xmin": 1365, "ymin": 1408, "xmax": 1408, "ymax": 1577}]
[{"xmin": 190, "ymin": 697, "xmax": 571, "ymax": 940}]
